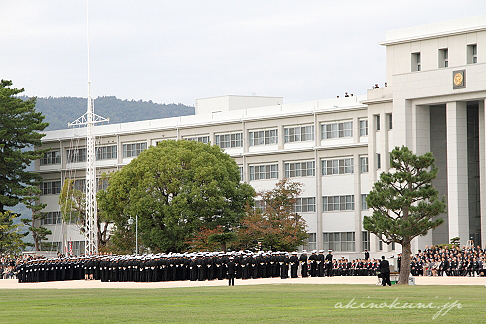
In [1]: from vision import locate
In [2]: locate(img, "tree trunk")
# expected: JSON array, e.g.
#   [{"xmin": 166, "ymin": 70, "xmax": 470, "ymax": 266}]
[{"xmin": 398, "ymin": 238, "xmax": 411, "ymax": 285}]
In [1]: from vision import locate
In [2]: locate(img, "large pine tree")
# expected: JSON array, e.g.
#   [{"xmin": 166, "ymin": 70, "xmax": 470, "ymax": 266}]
[
  {"xmin": 0, "ymin": 80, "xmax": 49, "ymax": 213},
  {"xmin": 363, "ymin": 146, "xmax": 446, "ymax": 284}
]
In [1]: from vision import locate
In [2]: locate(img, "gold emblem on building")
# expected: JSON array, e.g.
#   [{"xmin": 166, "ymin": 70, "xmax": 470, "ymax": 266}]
[{"xmin": 453, "ymin": 70, "xmax": 465, "ymax": 89}]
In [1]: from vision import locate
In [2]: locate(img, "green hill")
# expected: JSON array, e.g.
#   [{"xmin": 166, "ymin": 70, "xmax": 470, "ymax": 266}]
[{"xmin": 33, "ymin": 96, "xmax": 195, "ymax": 131}]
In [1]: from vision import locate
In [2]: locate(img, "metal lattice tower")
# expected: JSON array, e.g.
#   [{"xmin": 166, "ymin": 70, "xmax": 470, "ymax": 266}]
[
  {"xmin": 69, "ymin": 84, "xmax": 108, "ymax": 255},
  {"xmin": 68, "ymin": 1, "xmax": 109, "ymax": 255}
]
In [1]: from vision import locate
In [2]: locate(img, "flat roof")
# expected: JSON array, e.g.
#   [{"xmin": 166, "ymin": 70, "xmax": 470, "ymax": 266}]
[
  {"xmin": 381, "ymin": 15, "xmax": 486, "ymax": 46},
  {"xmin": 41, "ymin": 95, "xmax": 366, "ymax": 142}
]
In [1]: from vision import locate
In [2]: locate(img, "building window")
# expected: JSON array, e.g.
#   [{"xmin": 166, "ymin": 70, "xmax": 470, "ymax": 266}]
[
  {"xmin": 40, "ymin": 151, "xmax": 61, "ymax": 165},
  {"xmin": 123, "ymin": 142, "xmax": 147, "ymax": 158},
  {"xmin": 41, "ymin": 211, "xmax": 62, "ymax": 225},
  {"xmin": 377, "ymin": 153, "xmax": 381, "ymax": 169},
  {"xmin": 359, "ymin": 119, "xmax": 368, "ymax": 136},
  {"xmin": 249, "ymin": 164, "xmax": 278, "ymax": 180},
  {"xmin": 387, "ymin": 114, "xmax": 392, "ymax": 130},
  {"xmin": 72, "ymin": 241, "xmax": 85, "ymax": 256},
  {"xmin": 412, "ymin": 52, "xmax": 421, "ymax": 71},
  {"xmin": 378, "ymin": 239, "xmax": 383, "ymax": 251},
  {"xmin": 322, "ymin": 195, "xmax": 354, "ymax": 211},
  {"xmin": 323, "ymin": 232, "xmax": 355, "ymax": 252},
  {"xmin": 439, "ymin": 48, "xmax": 448, "ymax": 68},
  {"xmin": 321, "ymin": 121, "xmax": 352, "ymax": 139},
  {"xmin": 294, "ymin": 197, "xmax": 316, "ymax": 213},
  {"xmin": 360, "ymin": 156, "xmax": 369, "ymax": 173},
  {"xmin": 73, "ymin": 179, "xmax": 86, "ymax": 192},
  {"xmin": 307, "ymin": 233, "xmax": 317, "ymax": 251},
  {"xmin": 66, "ymin": 148, "xmax": 87, "ymax": 163},
  {"xmin": 361, "ymin": 194, "xmax": 368, "ymax": 210},
  {"xmin": 239, "ymin": 166, "xmax": 244, "ymax": 182},
  {"xmin": 97, "ymin": 178, "xmax": 109, "ymax": 191},
  {"xmin": 362, "ymin": 231, "xmax": 370, "ymax": 252},
  {"xmin": 322, "ymin": 158, "xmax": 354, "ymax": 175},
  {"xmin": 375, "ymin": 115, "xmax": 381, "ymax": 131},
  {"xmin": 215, "ymin": 133, "xmax": 243, "ymax": 148},
  {"xmin": 284, "ymin": 125, "xmax": 314, "ymax": 143},
  {"xmin": 96, "ymin": 145, "xmax": 117, "ymax": 160},
  {"xmin": 285, "ymin": 161, "xmax": 315, "ymax": 178},
  {"xmin": 253, "ymin": 199, "xmax": 267, "ymax": 212},
  {"xmin": 467, "ymin": 44, "xmax": 477, "ymax": 64},
  {"xmin": 184, "ymin": 135, "xmax": 210, "ymax": 144},
  {"xmin": 249, "ymin": 129, "xmax": 278, "ymax": 146},
  {"xmin": 40, "ymin": 181, "xmax": 62, "ymax": 195}
]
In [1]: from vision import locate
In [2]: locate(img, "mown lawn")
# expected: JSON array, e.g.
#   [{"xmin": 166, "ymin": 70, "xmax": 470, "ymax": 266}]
[{"xmin": 0, "ymin": 284, "xmax": 484, "ymax": 323}]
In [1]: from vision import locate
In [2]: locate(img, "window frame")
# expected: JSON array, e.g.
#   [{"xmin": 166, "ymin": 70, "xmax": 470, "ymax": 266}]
[
  {"xmin": 215, "ymin": 132, "xmax": 243, "ymax": 149},
  {"xmin": 321, "ymin": 121, "xmax": 353, "ymax": 140},
  {"xmin": 248, "ymin": 129, "xmax": 278, "ymax": 147},
  {"xmin": 122, "ymin": 142, "xmax": 147, "ymax": 158},
  {"xmin": 285, "ymin": 161, "xmax": 315, "ymax": 178},
  {"xmin": 40, "ymin": 151, "xmax": 61, "ymax": 165},
  {"xmin": 249, "ymin": 164, "xmax": 279, "ymax": 181}
]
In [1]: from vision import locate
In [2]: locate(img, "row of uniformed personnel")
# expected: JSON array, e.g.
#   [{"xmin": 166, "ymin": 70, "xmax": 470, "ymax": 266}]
[{"xmin": 17, "ymin": 250, "xmax": 379, "ymax": 283}]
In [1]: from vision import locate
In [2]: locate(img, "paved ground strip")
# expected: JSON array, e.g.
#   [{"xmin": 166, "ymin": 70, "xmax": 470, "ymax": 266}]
[{"xmin": 1, "ymin": 276, "xmax": 485, "ymax": 289}]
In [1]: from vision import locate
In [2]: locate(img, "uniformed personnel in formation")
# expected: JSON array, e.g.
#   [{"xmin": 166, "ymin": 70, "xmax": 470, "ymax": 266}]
[{"xmin": 18, "ymin": 244, "xmax": 484, "ymax": 283}]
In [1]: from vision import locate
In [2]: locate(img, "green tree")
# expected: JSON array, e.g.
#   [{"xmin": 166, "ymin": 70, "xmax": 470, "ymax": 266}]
[
  {"xmin": 0, "ymin": 211, "xmax": 29, "ymax": 255},
  {"xmin": 20, "ymin": 186, "xmax": 51, "ymax": 251},
  {"xmin": 363, "ymin": 146, "xmax": 446, "ymax": 285},
  {"xmin": 98, "ymin": 140, "xmax": 255, "ymax": 253},
  {"xmin": 0, "ymin": 80, "xmax": 49, "ymax": 213},
  {"xmin": 235, "ymin": 178, "xmax": 308, "ymax": 252}
]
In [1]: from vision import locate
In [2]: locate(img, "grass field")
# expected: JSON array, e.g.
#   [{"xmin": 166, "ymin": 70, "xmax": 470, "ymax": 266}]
[{"xmin": 0, "ymin": 284, "xmax": 484, "ymax": 323}]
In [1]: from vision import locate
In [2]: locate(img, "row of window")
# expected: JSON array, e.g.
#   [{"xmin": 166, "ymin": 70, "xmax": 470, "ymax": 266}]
[
  {"xmin": 254, "ymin": 195, "xmax": 368, "ymax": 213},
  {"xmin": 411, "ymin": 44, "xmax": 477, "ymax": 72},
  {"xmin": 305, "ymin": 231, "xmax": 390, "ymax": 252},
  {"xmin": 41, "ymin": 178, "xmax": 109, "ymax": 195},
  {"xmin": 247, "ymin": 157, "xmax": 369, "ymax": 181},
  {"xmin": 323, "ymin": 232, "xmax": 356, "ymax": 252},
  {"xmin": 42, "ymin": 144, "xmax": 139, "ymax": 165},
  {"xmin": 41, "ymin": 116, "xmax": 393, "ymax": 166}
]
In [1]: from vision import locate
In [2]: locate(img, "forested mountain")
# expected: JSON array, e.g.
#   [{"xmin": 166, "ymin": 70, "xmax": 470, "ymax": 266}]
[{"xmin": 32, "ymin": 96, "xmax": 195, "ymax": 131}]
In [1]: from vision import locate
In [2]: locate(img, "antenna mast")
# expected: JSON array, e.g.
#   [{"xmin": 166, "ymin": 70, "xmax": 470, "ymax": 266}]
[{"xmin": 69, "ymin": 0, "xmax": 109, "ymax": 255}]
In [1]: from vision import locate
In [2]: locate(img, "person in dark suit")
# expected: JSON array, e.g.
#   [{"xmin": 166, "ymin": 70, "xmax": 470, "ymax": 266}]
[
  {"xmin": 325, "ymin": 250, "xmax": 333, "ymax": 277},
  {"xmin": 364, "ymin": 249, "xmax": 370, "ymax": 260},
  {"xmin": 299, "ymin": 251, "xmax": 308, "ymax": 278},
  {"xmin": 227, "ymin": 257, "xmax": 235, "ymax": 286},
  {"xmin": 397, "ymin": 253, "xmax": 402, "ymax": 272},
  {"xmin": 379, "ymin": 256, "xmax": 391, "ymax": 286}
]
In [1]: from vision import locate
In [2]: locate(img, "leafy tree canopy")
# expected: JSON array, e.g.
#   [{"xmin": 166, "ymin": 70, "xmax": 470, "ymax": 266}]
[
  {"xmin": 235, "ymin": 178, "xmax": 308, "ymax": 252},
  {"xmin": 98, "ymin": 140, "xmax": 255, "ymax": 253}
]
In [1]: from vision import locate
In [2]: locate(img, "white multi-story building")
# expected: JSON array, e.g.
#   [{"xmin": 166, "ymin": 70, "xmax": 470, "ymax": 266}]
[{"xmin": 37, "ymin": 15, "xmax": 486, "ymax": 257}]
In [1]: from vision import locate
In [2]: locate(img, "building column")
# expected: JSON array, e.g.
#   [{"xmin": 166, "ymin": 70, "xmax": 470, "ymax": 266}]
[
  {"xmin": 354, "ymin": 153, "xmax": 362, "ymax": 253},
  {"xmin": 479, "ymin": 99, "xmax": 486, "ymax": 248},
  {"xmin": 412, "ymin": 104, "xmax": 433, "ymax": 250},
  {"xmin": 314, "ymin": 112, "xmax": 323, "ymax": 250},
  {"xmin": 446, "ymin": 101, "xmax": 469, "ymax": 246}
]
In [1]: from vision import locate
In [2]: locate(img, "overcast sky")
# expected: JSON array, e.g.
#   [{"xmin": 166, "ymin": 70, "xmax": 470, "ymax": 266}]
[{"xmin": 1, "ymin": 1, "xmax": 485, "ymax": 106}]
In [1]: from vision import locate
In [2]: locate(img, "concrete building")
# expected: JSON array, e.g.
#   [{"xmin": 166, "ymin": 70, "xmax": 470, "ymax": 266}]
[{"xmin": 36, "ymin": 15, "xmax": 486, "ymax": 257}]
